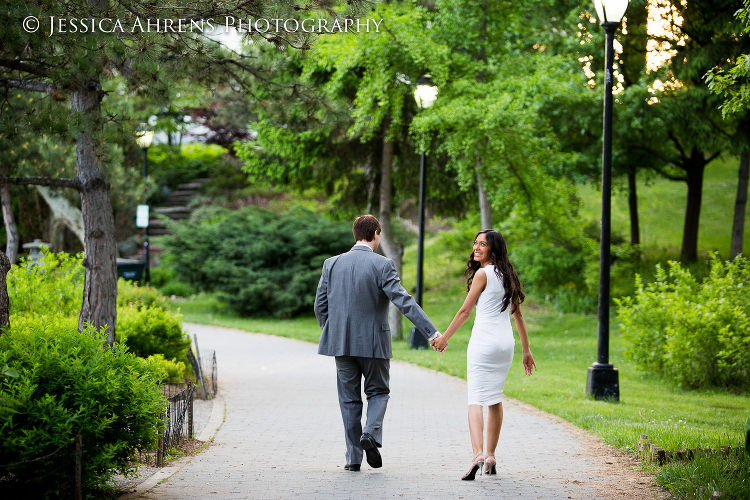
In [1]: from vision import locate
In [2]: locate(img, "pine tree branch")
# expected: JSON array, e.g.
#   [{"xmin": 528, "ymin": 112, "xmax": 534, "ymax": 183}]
[
  {"xmin": 0, "ymin": 78, "xmax": 58, "ymax": 95},
  {"xmin": 0, "ymin": 176, "xmax": 81, "ymax": 190},
  {"xmin": 0, "ymin": 59, "xmax": 51, "ymax": 78}
]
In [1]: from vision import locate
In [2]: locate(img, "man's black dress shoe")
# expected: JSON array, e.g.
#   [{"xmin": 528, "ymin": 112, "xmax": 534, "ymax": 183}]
[
  {"xmin": 360, "ymin": 433, "xmax": 382, "ymax": 468},
  {"xmin": 344, "ymin": 464, "xmax": 361, "ymax": 471}
]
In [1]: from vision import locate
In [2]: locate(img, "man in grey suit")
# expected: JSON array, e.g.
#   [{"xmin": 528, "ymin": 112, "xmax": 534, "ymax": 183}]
[{"xmin": 314, "ymin": 214, "xmax": 442, "ymax": 471}]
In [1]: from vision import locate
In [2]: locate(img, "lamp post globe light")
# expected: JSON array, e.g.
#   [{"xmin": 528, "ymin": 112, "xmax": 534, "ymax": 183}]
[
  {"xmin": 135, "ymin": 124, "xmax": 154, "ymax": 284},
  {"xmin": 409, "ymin": 75, "xmax": 437, "ymax": 349},
  {"xmin": 586, "ymin": 0, "xmax": 629, "ymax": 401}
]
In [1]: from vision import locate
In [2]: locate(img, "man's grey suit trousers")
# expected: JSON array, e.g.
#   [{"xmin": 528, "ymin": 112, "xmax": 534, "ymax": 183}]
[{"xmin": 334, "ymin": 356, "xmax": 389, "ymax": 466}]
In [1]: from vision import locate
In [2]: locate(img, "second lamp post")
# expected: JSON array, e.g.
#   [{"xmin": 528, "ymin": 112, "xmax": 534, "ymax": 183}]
[
  {"xmin": 413, "ymin": 75, "xmax": 438, "ymax": 308},
  {"xmin": 135, "ymin": 125, "xmax": 155, "ymax": 285},
  {"xmin": 408, "ymin": 76, "xmax": 438, "ymax": 350}
]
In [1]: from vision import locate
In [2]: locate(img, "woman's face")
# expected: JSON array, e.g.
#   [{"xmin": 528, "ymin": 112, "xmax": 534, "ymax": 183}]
[{"xmin": 473, "ymin": 233, "xmax": 491, "ymax": 266}]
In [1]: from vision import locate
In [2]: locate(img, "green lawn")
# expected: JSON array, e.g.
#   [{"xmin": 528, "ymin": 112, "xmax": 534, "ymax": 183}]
[
  {"xmin": 174, "ymin": 292, "xmax": 750, "ymax": 454},
  {"xmin": 577, "ymin": 155, "xmax": 749, "ymax": 257}
]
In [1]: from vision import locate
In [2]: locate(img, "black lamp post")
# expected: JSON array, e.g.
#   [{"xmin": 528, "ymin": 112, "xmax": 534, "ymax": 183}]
[
  {"xmin": 586, "ymin": 0, "xmax": 629, "ymax": 401},
  {"xmin": 412, "ymin": 75, "xmax": 438, "ymax": 308},
  {"xmin": 135, "ymin": 125, "xmax": 154, "ymax": 285},
  {"xmin": 407, "ymin": 76, "xmax": 438, "ymax": 350}
]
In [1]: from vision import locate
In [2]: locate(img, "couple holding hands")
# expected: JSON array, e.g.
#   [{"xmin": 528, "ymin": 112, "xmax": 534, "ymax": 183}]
[{"xmin": 314, "ymin": 215, "xmax": 537, "ymax": 480}]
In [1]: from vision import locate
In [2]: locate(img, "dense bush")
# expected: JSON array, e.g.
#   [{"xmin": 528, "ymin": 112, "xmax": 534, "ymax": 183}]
[
  {"xmin": 117, "ymin": 278, "xmax": 169, "ymax": 309},
  {"xmin": 118, "ymin": 306, "xmax": 191, "ymax": 360},
  {"xmin": 511, "ymin": 239, "xmax": 596, "ymax": 313},
  {"xmin": 7, "ymin": 252, "xmax": 190, "ymax": 361},
  {"xmin": 150, "ymin": 266, "xmax": 196, "ymax": 297},
  {"xmin": 143, "ymin": 354, "xmax": 189, "ymax": 382},
  {"xmin": 617, "ymin": 255, "xmax": 750, "ymax": 390},
  {"xmin": 0, "ymin": 321, "xmax": 165, "ymax": 497},
  {"xmin": 162, "ymin": 206, "xmax": 353, "ymax": 317},
  {"xmin": 7, "ymin": 250, "xmax": 84, "ymax": 318}
]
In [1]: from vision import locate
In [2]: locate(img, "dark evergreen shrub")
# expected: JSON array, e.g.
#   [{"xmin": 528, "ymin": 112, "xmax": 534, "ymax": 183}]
[{"xmin": 162, "ymin": 206, "xmax": 353, "ymax": 317}]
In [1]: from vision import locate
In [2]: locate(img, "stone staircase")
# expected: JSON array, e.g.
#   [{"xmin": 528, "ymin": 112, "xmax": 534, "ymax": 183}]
[{"xmin": 148, "ymin": 179, "xmax": 209, "ymax": 236}]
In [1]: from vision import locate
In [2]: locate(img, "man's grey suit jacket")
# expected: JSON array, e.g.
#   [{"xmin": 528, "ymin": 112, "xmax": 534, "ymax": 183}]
[{"xmin": 315, "ymin": 245, "xmax": 438, "ymax": 359}]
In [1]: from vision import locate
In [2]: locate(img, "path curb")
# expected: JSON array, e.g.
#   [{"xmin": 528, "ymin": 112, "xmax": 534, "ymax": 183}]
[{"xmin": 119, "ymin": 395, "xmax": 225, "ymax": 499}]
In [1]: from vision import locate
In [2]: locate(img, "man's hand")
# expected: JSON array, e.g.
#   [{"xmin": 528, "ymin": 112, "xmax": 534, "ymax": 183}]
[{"xmin": 431, "ymin": 333, "xmax": 448, "ymax": 353}]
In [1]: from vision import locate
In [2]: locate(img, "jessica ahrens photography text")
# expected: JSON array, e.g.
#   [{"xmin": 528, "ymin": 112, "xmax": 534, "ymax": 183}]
[{"xmin": 22, "ymin": 15, "xmax": 384, "ymax": 36}]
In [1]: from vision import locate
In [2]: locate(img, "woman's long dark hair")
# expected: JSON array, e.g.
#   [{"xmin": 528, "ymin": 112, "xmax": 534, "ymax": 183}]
[{"xmin": 465, "ymin": 230, "xmax": 525, "ymax": 313}]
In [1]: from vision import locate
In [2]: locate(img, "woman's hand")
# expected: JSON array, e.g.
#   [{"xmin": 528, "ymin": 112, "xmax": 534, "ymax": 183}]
[
  {"xmin": 522, "ymin": 351, "xmax": 537, "ymax": 375},
  {"xmin": 431, "ymin": 334, "xmax": 448, "ymax": 353}
]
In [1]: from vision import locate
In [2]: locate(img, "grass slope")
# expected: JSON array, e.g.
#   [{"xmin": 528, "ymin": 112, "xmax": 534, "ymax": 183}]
[{"xmin": 576, "ymin": 155, "xmax": 749, "ymax": 256}]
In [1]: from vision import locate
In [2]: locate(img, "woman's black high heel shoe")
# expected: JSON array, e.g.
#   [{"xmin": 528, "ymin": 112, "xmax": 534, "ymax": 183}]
[{"xmin": 461, "ymin": 453, "xmax": 484, "ymax": 480}]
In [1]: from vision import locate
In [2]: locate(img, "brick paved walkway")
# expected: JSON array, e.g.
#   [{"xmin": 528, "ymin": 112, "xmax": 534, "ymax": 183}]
[{"xmin": 139, "ymin": 323, "xmax": 656, "ymax": 500}]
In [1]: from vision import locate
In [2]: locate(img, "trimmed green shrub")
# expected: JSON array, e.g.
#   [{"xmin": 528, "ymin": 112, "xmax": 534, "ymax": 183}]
[
  {"xmin": 0, "ymin": 320, "xmax": 165, "ymax": 497},
  {"xmin": 617, "ymin": 255, "xmax": 750, "ymax": 390},
  {"xmin": 144, "ymin": 354, "xmax": 189, "ymax": 382},
  {"xmin": 7, "ymin": 250, "xmax": 84, "ymax": 318},
  {"xmin": 7, "ymin": 251, "xmax": 189, "ymax": 361},
  {"xmin": 118, "ymin": 306, "xmax": 191, "ymax": 360},
  {"xmin": 117, "ymin": 278, "xmax": 169, "ymax": 309},
  {"xmin": 162, "ymin": 205, "xmax": 353, "ymax": 317}
]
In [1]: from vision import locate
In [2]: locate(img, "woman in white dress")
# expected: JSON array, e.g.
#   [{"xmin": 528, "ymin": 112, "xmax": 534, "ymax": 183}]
[{"xmin": 432, "ymin": 230, "xmax": 536, "ymax": 480}]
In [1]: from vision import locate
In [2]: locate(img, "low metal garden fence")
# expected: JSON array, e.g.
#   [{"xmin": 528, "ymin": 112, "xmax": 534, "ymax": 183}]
[{"xmin": 156, "ymin": 382, "xmax": 195, "ymax": 467}]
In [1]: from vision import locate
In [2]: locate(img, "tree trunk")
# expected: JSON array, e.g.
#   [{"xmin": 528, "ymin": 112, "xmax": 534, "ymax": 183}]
[
  {"xmin": 0, "ymin": 250, "xmax": 9, "ymax": 335},
  {"xmin": 72, "ymin": 83, "xmax": 118, "ymax": 344},
  {"xmin": 378, "ymin": 138, "xmax": 403, "ymax": 340},
  {"xmin": 680, "ymin": 157, "xmax": 706, "ymax": 262},
  {"xmin": 477, "ymin": 169, "xmax": 493, "ymax": 230},
  {"xmin": 731, "ymin": 150, "xmax": 749, "ymax": 258},
  {"xmin": 475, "ymin": 3, "xmax": 493, "ymax": 231},
  {"xmin": 364, "ymin": 154, "xmax": 376, "ymax": 215},
  {"xmin": 0, "ymin": 165, "xmax": 19, "ymax": 264},
  {"xmin": 627, "ymin": 166, "xmax": 640, "ymax": 245}
]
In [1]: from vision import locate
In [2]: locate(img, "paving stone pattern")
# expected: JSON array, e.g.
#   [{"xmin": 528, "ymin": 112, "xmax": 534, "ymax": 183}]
[{"xmin": 139, "ymin": 323, "xmax": 634, "ymax": 499}]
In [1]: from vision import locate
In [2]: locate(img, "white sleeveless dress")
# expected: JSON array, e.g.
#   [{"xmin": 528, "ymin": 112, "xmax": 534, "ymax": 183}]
[{"xmin": 467, "ymin": 264, "xmax": 515, "ymax": 406}]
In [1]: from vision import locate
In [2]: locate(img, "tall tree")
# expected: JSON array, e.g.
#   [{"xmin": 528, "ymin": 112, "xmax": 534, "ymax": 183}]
[
  {"xmin": 239, "ymin": 3, "xmax": 471, "ymax": 337},
  {"xmin": 705, "ymin": 0, "xmax": 750, "ymax": 258},
  {"xmin": 731, "ymin": 148, "xmax": 750, "ymax": 258},
  {"xmin": 646, "ymin": 0, "xmax": 749, "ymax": 261},
  {"xmin": 1, "ymin": 0, "xmax": 366, "ymax": 341}
]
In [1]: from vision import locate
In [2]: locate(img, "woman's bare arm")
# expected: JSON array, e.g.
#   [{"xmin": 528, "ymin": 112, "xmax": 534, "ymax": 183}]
[
  {"xmin": 432, "ymin": 270, "xmax": 487, "ymax": 352},
  {"xmin": 512, "ymin": 303, "xmax": 537, "ymax": 375}
]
